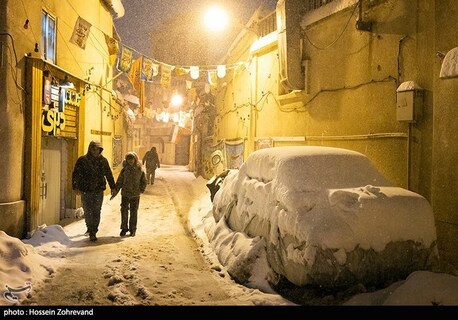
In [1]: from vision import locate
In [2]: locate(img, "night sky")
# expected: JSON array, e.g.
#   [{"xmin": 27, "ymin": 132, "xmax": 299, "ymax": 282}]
[{"xmin": 114, "ymin": 0, "xmax": 278, "ymax": 58}]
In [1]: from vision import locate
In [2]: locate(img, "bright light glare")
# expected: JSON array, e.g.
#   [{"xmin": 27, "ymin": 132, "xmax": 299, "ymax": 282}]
[
  {"xmin": 204, "ymin": 6, "xmax": 228, "ymax": 32},
  {"xmin": 170, "ymin": 94, "xmax": 183, "ymax": 107}
]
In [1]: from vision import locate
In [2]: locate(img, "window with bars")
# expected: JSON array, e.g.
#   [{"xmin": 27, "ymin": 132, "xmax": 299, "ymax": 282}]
[{"xmin": 41, "ymin": 10, "xmax": 56, "ymax": 63}]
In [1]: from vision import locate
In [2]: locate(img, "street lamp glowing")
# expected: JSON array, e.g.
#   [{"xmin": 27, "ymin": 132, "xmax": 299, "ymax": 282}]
[
  {"xmin": 170, "ymin": 93, "xmax": 183, "ymax": 107},
  {"xmin": 203, "ymin": 6, "xmax": 259, "ymax": 38},
  {"xmin": 204, "ymin": 6, "xmax": 228, "ymax": 32}
]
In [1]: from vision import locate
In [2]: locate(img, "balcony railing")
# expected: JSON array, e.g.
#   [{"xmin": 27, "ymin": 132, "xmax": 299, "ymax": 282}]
[
  {"xmin": 304, "ymin": 0, "xmax": 337, "ymax": 13},
  {"xmin": 257, "ymin": 11, "xmax": 277, "ymax": 37},
  {"xmin": 254, "ymin": 1, "xmax": 338, "ymax": 37}
]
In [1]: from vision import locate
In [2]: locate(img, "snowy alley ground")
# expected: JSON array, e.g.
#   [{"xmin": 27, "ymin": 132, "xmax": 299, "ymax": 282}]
[
  {"xmin": 1, "ymin": 165, "xmax": 458, "ymax": 311},
  {"xmin": 13, "ymin": 166, "xmax": 291, "ymax": 306}
]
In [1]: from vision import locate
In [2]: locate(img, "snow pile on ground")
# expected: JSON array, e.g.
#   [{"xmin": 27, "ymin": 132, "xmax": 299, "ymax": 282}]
[
  {"xmin": 344, "ymin": 271, "xmax": 458, "ymax": 305},
  {"xmin": 0, "ymin": 229, "xmax": 61, "ymax": 306}
]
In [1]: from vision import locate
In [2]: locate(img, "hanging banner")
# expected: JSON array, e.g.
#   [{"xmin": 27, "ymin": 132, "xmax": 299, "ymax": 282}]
[
  {"xmin": 127, "ymin": 58, "xmax": 142, "ymax": 94},
  {"xmin": 170, "ymin": 125, "xmax": 181, "ymax": 144},
  {"xmin": 69, "ymin": 17, "xmax": 92, "ymax": 49},
  {"xmin": 160, "ymin": 64, "xmax": 172, "ymax": 88},
  {"xmin": 140, "ymin": 79, "xmax": 145, "ymax": 114},
  {"xmin": 185, "ymin": 80, "xmax": 193, "ymax": 90},
  {"xmin": 117, "ymin": 46, "xmax": 133, "ymax": 72},
  {"xmin": 104, "ymin": 33, "xmax": 119, "ymax": 66},
  {"xmin": 208, "ymin": 70, "xmax": 218, "ymax": 88},
  {"xmin": 141, "ymin": 56, "xmax": 154, "ymax": 81},
  {"xmin": 175, "ymin": 67, "xmax": 189, "ymax": 76},
  {"xmin": 152, "ymin": 63, "xmax": 159, "ymax": 77}
]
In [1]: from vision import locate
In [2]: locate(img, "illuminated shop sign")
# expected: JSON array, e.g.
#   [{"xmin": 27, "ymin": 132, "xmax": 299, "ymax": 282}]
[
  {"xmin": 42, "ymin": 89, "xmax": 80, "ymax": 139},
  {"xmin": 42, "ymin": 72, "xmax": 81, "ymax": 138}
]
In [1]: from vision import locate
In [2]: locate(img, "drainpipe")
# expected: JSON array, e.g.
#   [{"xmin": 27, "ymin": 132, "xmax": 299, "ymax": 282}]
[
  {"xmin": 397, "ymin": 36, "xmax": 410, "ymax": 189},
  {"xmin": 253, "ymin": 56, "xmax": 259, "ymax": 151},
  {"xmin": 248, "ymin": 56, "xmax": 258, "ymax": 155}
]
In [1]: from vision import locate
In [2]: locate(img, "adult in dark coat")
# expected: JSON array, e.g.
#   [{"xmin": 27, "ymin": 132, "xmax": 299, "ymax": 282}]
[
  {"xmin": 114, "ymin": 151, "xmax": 147, "ymax": 237},
  {"xmin": 142, "ymin": 146, "xmax": 160, "ymax": 184},
  {"xmin": 72, "ymin": 140, "xmax": 116, "ymax": 241}
]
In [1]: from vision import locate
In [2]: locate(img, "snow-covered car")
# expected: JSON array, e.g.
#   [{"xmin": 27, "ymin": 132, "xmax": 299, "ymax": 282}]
[{"xmin": 211, "ymin": 146, "xmax": 438, "ymax": 288}]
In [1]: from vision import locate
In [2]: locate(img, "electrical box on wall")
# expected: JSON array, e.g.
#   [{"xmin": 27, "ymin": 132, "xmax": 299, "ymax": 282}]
[{"xmin": 396, "ymin": 81, "xmax": 424, "ymax": 122}]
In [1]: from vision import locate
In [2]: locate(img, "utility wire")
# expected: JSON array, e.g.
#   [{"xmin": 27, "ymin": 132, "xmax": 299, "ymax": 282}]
[{"xmin": 303, "ymin": 0, "xmax": 361, "ymax": 50}]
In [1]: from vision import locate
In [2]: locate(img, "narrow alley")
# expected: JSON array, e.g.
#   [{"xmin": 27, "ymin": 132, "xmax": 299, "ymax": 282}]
[{"xmin": 20, "ymin": 166, "xmax": 290, "ymax": 306}]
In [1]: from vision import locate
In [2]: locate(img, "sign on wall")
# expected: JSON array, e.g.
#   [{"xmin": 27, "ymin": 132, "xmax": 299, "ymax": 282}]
[{"xmin": 42, "ymin": 87, "xmax": 80, "ymax": 139}]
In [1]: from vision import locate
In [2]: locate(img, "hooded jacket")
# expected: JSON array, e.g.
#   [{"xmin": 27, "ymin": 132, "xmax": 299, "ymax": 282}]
[
  {"xmin": 72, "ymin": 141, "xmax": 116, "ymax": 192},
  {"xmin": 142, "ymin": 147, "xmax": 160, "ymax": 171},
  {"xmin": 115, "ymin": 151, "xmax": 147, "ymax": 197}
]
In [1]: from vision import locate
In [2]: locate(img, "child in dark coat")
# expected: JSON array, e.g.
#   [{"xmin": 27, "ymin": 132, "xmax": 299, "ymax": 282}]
[{"xmin": 114, "ymin": 152, "xmax": 147, "ymax": 237}]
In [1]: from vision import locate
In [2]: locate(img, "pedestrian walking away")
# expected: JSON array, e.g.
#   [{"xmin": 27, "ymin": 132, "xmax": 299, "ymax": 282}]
[
  {"xmin": 113, "ymin": 151, "xmax": 147, "ymax": 237},
  {"xmin": 72, "ymin": 140, "xmax": 117, "ymax": 242},
  {"xmin": 142, "ymin": 146, "xmax": 160, "ymax": 185}
]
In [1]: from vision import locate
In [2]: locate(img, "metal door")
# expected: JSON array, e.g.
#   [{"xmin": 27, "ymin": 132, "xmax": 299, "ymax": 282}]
[{"xmin": 39, "ymin": 138, "xmax": 62, "ymax": 226}]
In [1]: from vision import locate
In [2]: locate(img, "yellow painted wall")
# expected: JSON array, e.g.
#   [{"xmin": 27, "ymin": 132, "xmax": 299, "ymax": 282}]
[
  {"xmin": 432, "ymin": 0, "xmax": 458, "ymax": 266},
  {"xmin": 42, "ymin": 0, "xmax": 120, "ymax": 168},
  {"xmin": 215, "ymin": 0, "xmax": 428, "ymax": 190},
  {"xmin": 0, "ymin": 0, "xmax": 126, "ymax": 237},
  {"xmin": 215, "ymin": 0, "xmax": 458, "ymax": 266}
]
